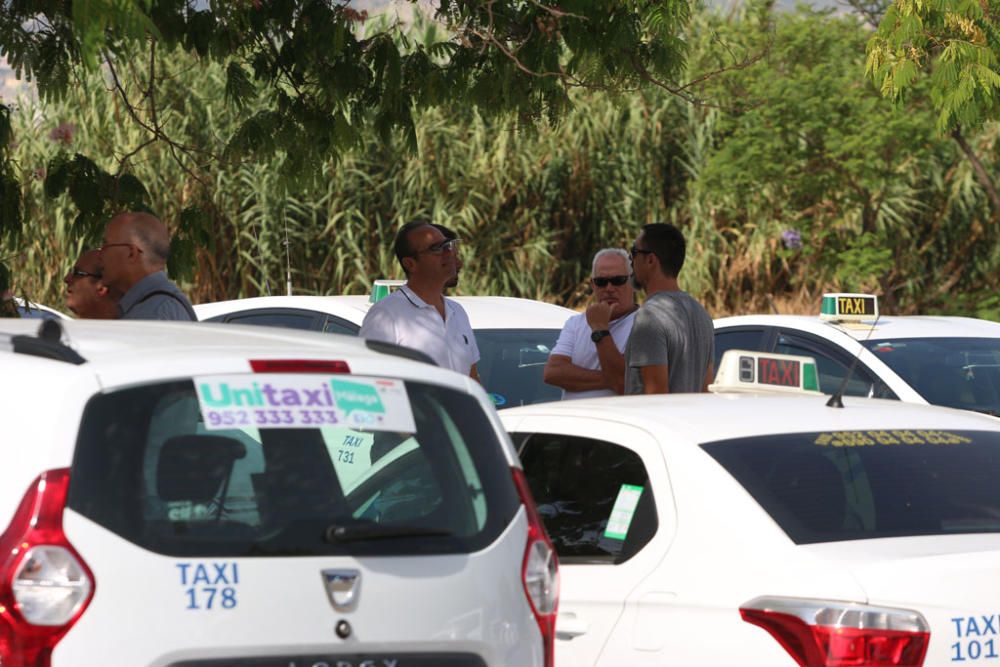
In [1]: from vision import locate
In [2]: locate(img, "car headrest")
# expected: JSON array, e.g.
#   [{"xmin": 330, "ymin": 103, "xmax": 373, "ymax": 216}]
[{"xmin": 157, "ymin": 434, "xmax": 247, "ymax": 503}]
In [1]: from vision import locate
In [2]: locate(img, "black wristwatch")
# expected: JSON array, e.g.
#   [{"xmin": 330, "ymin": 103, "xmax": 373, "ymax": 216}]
[{"xmin": 591, "ymin": 329, "xmax": 611, "ymax": 343}]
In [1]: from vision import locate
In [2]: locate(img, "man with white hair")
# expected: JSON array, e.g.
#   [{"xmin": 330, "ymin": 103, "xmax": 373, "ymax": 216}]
[{"xmin": 543, "ymin": 248, "xmax": 637, "ymax": 399}]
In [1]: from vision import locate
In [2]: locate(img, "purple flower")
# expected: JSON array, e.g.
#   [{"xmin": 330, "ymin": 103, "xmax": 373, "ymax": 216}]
[
  {"xmin": 49, "ymin": 122, "xmax": 76, "ymax": 146},
  {"xmin": 782, "ymin": 229, "xmax": 803, "ymax": 250}
]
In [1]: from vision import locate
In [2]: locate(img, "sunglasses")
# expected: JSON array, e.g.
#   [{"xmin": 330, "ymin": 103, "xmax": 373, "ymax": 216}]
[
  {"xmin": 99, "ymin": 242, "xmax": 143, "ymax": 254},
  {"xmin": 416, "ymin": 238, "xmax": 461, "ymax": 255},
  {"xmin": 592, "ymin": 275, "xmax": 629, "ymax": 287},
  {"xmin": 70, "ymin": 267, "xmax": 102, "ymax": 279},
  {"xmin": 630, "ymin": 245, "xmax": 655, "ymax": 260}
]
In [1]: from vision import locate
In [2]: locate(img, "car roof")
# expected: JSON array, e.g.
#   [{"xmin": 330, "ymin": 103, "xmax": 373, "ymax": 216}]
[
  {"xmin": 715, "ymin": 314, "xmax": 1000, "ymax": 342},
  {"xmin": 193, "ymin": 294, "xmax": 576, "ymax": 329},
  {"xmin": 0, "ymin": 318, "xmax": 464, "ymax": 388},
  {"xmin": 498, "ymin": 392, "xmax": 1000, "ymax": 444}
]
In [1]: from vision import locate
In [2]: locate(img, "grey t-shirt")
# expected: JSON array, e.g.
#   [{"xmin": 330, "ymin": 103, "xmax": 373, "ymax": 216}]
[{"xmin": 624, "ymin": 290, "xmax": 714, "ymax": 394}]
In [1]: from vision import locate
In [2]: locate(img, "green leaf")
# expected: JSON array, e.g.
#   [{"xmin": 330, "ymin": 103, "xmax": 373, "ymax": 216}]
[{"xmin": 225, "ymin": 62, "xmax": 255, "ymax": 111}]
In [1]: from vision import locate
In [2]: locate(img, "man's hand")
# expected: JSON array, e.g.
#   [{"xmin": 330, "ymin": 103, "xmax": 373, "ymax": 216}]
[{"xmin": 586, "ymin": 301, "xmax": 613, "ymax": 331}]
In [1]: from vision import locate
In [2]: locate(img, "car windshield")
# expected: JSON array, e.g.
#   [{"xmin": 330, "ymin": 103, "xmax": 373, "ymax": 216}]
[
  {"xmin": 69, "ymin": 376, "xmax": 518, "ymax": 557},
  {"xmin": 862, "ymin": 337, "xmax": 1000, "ymax": 416},
  {"xmin": 703, "ymin": 429, "xmax": 1000, "ymax": 544},
  {"xmin": 474, "ymin": 328, "xmax": 562, "ymax": 408}
]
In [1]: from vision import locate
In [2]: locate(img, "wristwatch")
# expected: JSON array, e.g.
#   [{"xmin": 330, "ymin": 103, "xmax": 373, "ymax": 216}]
[{"xmin": 591, "ymin": 329, "xmax": 611, "ymax": 343}]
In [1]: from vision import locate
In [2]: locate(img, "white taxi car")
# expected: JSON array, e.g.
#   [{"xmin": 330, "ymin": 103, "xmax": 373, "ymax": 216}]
[
  {"xmin": 500, "ymin": 350, "xmax": 1000, "ymax": 666},
  {"xmin": 715, "ymin": 293, "xmax": 1000, "ymax": 416},
  {"xmin": 0, "ymin": 318, "xmax": 556, "ymax": 667},
  {"xmin": 195, "ymin": 286, "xmax": 576, "ymax": 408}
]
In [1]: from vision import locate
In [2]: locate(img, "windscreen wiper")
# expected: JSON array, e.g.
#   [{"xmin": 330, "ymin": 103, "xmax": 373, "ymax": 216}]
[{"xmin": 324, "ymin": 522, "xmax": 453, "ymax": 543}]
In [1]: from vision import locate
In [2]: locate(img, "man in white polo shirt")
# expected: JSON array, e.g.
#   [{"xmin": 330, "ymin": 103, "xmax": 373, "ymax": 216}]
[
  {"xmin": 543, "ymin": 248, "xmax": 637, "ymax": 399},
  {"xmin": 360, "ymin": 222, "xmax": 480, "ymax": 378}
]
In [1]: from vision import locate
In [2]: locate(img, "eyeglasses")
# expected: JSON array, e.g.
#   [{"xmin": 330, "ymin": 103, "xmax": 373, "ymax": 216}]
[
  {"xmin": 592, "ymin": 275, "xmax": 629, "ymax": 287},
  {"xmin": 99, "ymin": 242, "xmax": 142, "ymax": 254},
  {"xmin": 70, "ymin": 267, "xmax": 102, "ymax": 280},
  {"xmin": 416, "ymin": 238, "xmax": 461, "ymax": 256},
  {"xmin": 630, "ymin": 245, "xmax": 655, "ymax": 260}
]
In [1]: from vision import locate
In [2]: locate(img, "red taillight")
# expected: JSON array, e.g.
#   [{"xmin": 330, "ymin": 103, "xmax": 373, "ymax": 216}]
[
  {"xmin": 740, "ymin": 596, "xmax": 929, "ymax": 667},
  {"xmin": 250, "ymin": 359, "xmax": 351, "ymax": 373},
  {"xmin": 0, "ymin": 469, "xmax": 94, "ymax": 667},
  {"xmin": 511, "ymin": 467, "xmax": 558, "ymax": 667}
]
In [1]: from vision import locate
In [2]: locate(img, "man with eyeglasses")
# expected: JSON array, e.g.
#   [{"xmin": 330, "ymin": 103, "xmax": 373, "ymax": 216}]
[
  {"xmin": 99, "ymin": 212, "xmax": 197, "ymax": 321},
  {"xmin": 625, "ymin": 223, "xmax": 713, "ymax": 394},
  {"xmin": 360, "ymin": 222, "xmax": 479, "ymax": 378},
  {"xmin": 63, "ymin": 249, "xmax": 118, "ymax": 319},
  {"xmin": 544, "ymin": 248, "xmax": 637, "ymax": 399}
]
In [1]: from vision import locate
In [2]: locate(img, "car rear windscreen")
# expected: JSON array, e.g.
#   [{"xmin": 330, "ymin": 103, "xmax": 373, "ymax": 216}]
[
  {"xmin": 68, "ymin": 377, "xmax": 519, "ymax": 557},
  {"xmin": 702, "ymin": 429, "xmax": 1000, "ymax": 544}
]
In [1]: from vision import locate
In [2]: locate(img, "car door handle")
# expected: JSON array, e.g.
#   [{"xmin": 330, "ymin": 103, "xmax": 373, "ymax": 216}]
[{"xmin": 556, "ymin": 612, "xmax": 590, "ymax": 640}]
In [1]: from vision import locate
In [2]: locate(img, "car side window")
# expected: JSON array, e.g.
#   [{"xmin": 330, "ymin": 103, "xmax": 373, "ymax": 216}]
[
  {"xmin": 224, "ymin": 309, "xmax": 318, "ymax": 330},
  {"xmin": 714, "ymin": 328, "xmax": 767, "ymax": 371},
  {"xmin": 323, "ymin": 315, "xmax": 360, "ymax": 336},
  {"xmin": 515, "ymin": 432, "xmax": 657, "ymax": 564},
  {"xmin": 776, "ymin": 333, "xmax": 896, "ymax": 399}
]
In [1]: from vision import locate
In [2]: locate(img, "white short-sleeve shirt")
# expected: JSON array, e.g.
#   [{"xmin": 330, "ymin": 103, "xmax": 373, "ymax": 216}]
[
  {"xmin": 549, "ymin": 309, "xmax": 636, "ymax": 400},
  {"xmin": 359, "ymin": 285, "xmax": 480, "ymax": 375}
]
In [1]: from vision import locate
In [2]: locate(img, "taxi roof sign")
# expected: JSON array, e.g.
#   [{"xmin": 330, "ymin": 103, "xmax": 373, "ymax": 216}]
[
  {"xmin": 710, "ymin": 350, "xmax": 822, "ymax": 395},
  {"xmin": 369, "ymin": 279, "xmax": 406, "ymax": 305},
  {"xmin": 820, "ymin": 292, "xmax": 879, "ymax": 322}
]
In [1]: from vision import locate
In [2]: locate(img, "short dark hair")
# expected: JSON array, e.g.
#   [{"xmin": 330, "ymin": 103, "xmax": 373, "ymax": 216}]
[
  {"xmin": 641, "ymin": 223, "xmax": 686, "ymax": 277},
  {"xmin": 393, "ymin": 221, "xmax": 431, "ymax": 274},
  {"xmin": 432, "ymin": 223, "xmax": 457, "ymax": 241}
]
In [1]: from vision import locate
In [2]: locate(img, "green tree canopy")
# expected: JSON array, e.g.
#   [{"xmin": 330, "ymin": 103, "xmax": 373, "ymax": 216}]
[
  {"xmin": 867, "ymin": 0, "xmax": 1000, "ymax": 134},
  {"xmin": 0, "ymin": 0, "xmax": 706, "ymax": 298}
]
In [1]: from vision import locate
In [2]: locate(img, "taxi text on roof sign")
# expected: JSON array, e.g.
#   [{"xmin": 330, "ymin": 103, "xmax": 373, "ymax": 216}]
[
  {"xmin": 710, "ymin": 349, "xmax": 822, "ymax": 395},
  {"xmin": 820, "ymin": 292, "xmax": 879, "ymax": 322}
]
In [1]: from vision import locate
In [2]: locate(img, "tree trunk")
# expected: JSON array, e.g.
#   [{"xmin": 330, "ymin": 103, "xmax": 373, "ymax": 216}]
[{"xmin": 951, "ymin": 127, "xmax": 1000, "ymax": 222}]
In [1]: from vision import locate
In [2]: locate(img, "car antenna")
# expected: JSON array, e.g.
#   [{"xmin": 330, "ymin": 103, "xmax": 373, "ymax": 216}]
[
  {"xmin": 826, "ymin": 312, "xmax": 881, "ymax": 408},
  {"xmin": 283, "ymin": 216, "xmax": 293, "ymax": 296}
]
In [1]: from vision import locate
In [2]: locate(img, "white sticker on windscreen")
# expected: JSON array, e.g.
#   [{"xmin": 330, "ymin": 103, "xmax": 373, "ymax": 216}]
[{"xmin": 194, "ymin": 374, "xmax": 416, "ymax": 433}]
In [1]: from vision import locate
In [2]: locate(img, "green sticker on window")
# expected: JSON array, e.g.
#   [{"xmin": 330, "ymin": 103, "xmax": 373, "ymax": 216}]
[{"xmin": 603, "ymin": 484, "xmax": 644, "ymax": 541}]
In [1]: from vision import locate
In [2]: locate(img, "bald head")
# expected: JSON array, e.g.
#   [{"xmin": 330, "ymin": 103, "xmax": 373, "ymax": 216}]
[
  {"xmin": 111, "ymin": 212, "xmax": 171, "ymax": 264},
  {"xmin": 100, "ymin": 211, "xmax": 171, "ymax": 294}
]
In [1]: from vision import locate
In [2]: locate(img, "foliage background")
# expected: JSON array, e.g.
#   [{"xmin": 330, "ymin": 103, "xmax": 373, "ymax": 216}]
[{"xmin": 2, "ymin": 3, "xmax": 999, "ymax": 319}]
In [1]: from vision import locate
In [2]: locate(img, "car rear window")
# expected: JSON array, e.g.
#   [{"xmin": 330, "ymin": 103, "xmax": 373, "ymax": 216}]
[
  {"xmin": 862, "ymin": 337, "xmax": 1000, "ymax": 416},
  {"xmin": 68, "ymin": 377, "xmax": 519, "ymax": 557},
  {"xmin": 702, "ymin": 429, "xmax": 1000, "ymax": 544}
]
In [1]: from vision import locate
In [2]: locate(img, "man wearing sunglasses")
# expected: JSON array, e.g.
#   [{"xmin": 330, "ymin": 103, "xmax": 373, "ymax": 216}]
[
  {"xmin": 63, "ymin": 249, "xmax": 118, "ymax": 319},
  {"xmin": 544, "ymin": 248, "xmax": 637, "ymax": 399},
  {"xmin": 99, "ymin": 212, "xmax": 197, "ymax": 321},
  {"xmin": 360, "ymin": 222, "xmax": 479, "ymax": 378},
  {"xmin": 625, "ymin": 223, "xmax": 713, "ymax": 394}
]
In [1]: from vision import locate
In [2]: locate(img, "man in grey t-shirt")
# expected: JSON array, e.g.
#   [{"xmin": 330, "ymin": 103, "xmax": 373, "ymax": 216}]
[{"xmin": 624, "ymin": 223, "xmax": 714, "ymax": 394}]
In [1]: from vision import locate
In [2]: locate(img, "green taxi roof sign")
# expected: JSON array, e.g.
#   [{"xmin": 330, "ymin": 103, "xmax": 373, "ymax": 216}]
[
  {"xmin": 820, "ymin": 292, "xmax": 879, "ymax": 322},
  {"xmin": 369, "ymin": 279, "xmax": 406, "ymax": 304},
  {"xmin": 709, "ymin": 350, "xmax": 822, "ymax": 395}
]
